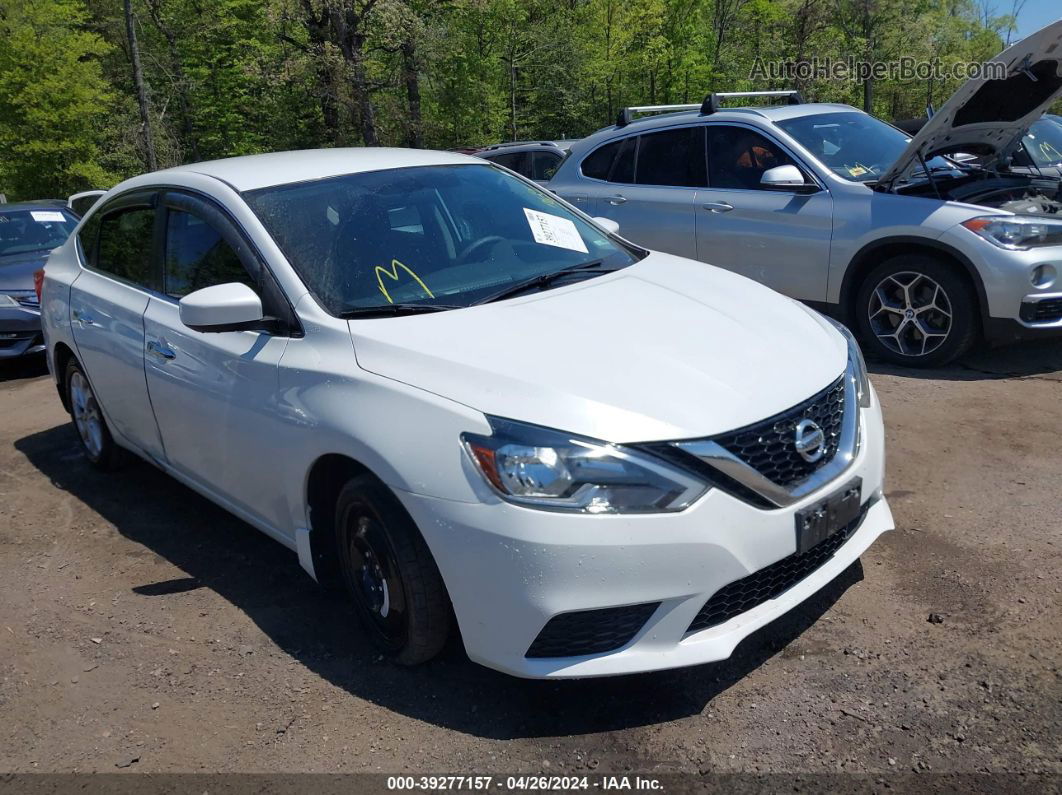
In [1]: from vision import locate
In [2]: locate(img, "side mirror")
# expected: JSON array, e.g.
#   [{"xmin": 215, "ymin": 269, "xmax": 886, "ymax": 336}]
[
  {"xmin": 593, "ymin": 216, "xmax": 620, "ymax": 235},
  {"xmin": 179, "ymin": 283, "xmax": 264, "ymax": 333},
  {"xmin": 760, "ymin": 165, "xmax": 818, "ymax": 193}
]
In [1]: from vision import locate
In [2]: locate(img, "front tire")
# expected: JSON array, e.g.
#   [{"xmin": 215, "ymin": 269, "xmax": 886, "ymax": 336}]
[
  {"xmin": 855, "ymin": 254, "xmax": 978, "ymax": 367},
  {"xmin": 335, "ymin": 474, "xmax": 450, "ymax": 665},
  {"xmin": 65, "ymin": 359, "xmax": 124, "ymax": 470}
]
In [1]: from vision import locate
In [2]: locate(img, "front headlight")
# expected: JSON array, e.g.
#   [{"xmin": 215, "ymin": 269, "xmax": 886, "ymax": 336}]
[
  {"xmin": 0, "ymin": 294, "xmax": 19, "ymax": 308},
  {"xmin": 961, "ymin": 216, "xmax": 1062, "ymax": 250},
  {"xmin": 461, "ymin": 417, "xmax": 708, "ymax": 513},
  {"xmin": 825, "ymin": 318, "xmax": 871, "ymax": 408}
]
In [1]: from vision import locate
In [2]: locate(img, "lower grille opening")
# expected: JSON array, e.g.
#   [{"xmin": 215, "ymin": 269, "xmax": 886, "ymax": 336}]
[
  {"xmin": 526, "ymin": 602, "xmax": 660, "ymax": 659},
  {"xmin": 686, "ymin": 505, "xmax": 869, "ymax": 634},
  {"xmin": 0, "ymin": 332, "xmax": 35, "ymax": 349},
  {"xmin": 1021, "ymin": 297, "xmax": 1062, "ymax": 324}
]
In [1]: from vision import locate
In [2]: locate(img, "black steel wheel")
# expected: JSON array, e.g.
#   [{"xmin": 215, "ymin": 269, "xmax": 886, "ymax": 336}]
[{"xmin": 335, "ymin": 474, "xmax": 450, "ymax": 665}]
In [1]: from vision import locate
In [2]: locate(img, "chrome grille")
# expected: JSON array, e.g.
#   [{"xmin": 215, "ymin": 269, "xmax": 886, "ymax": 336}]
[{"xmin": 711, "ymin": 376, "xmax": 845, "ymax": 487}]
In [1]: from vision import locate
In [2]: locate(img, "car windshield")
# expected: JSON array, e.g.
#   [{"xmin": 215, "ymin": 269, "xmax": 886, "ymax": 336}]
[
  {"xmin": 1022, "ymin": 119, "xmax": 1062, "ymax": 167},
  {"xmin": 243, "ymin": 163, "xmax": 638, "ymax": 315},
  {"xmin": 0, "ymin": 208, "xmax": 77, "ymax": 257},
  {"xmin": 776, "ymin": 111, "xmax": 955, "ymax": 183}
]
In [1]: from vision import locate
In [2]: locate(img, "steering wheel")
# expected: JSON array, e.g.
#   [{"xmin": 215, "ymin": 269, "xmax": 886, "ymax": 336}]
[{"xmin": 456, "ymin": 235, "xmax": 506, "ymax": 266}]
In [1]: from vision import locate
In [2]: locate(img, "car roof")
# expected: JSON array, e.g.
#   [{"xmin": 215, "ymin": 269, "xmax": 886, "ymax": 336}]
[
  {"xmin": 151, "ymin": 147, "xmax": 483, "ymax": 192},
  {"xmin": 478, "ymin": 140, "xmax": 575, "ymax": 154},
  {"xmin": 0, "ymin": 200, "xmax": 69, "ymax": 211},
  {"xmin": 571, "ymin": 102, "xmax": 863, "ymax": 152}
]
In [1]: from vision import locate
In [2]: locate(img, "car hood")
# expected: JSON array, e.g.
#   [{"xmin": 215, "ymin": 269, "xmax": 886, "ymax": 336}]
[
  {"xmin": 0, "ymin": 251, "xmax": 48, "ymax": 289},
  {"xmin": 878, "ymin": 18, "xmax": 1062, "ymax": 189},
  {"xmin": 349, "ymin": 253, "xmax": 847, "ymax": 444}
]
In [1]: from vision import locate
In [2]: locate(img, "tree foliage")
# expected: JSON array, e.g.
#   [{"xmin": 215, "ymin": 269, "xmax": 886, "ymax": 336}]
[
  {"xmin": 0, "ymin": 0, "xmax": 1053, "ymax": 199},
  {"xmin": 0, "ymin": 0, "xmax": 116, "ymax": 197}
]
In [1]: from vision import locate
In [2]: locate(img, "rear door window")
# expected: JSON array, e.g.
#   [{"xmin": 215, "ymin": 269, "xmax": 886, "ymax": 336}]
[
  {"xmin": 635, "ymin": 127, "xmax": 707, "ymax": 187},
  {"xmin": 609, "ymin": 137, "xmax": 637, "ymax": 183},
  {"xmin": 488, "ymin": 151, "xmax": 528, "ymax": 175},
  {"xmin": 580, "ymin": 140, "xmax": 621, "ymax": 180},
  {"xmin": 95, "ymin": 206, "xmax": 158, "ymax": 288},
  {"xmin": 530, "ymin": 151, "xmax": 562, "ymax": 180}
]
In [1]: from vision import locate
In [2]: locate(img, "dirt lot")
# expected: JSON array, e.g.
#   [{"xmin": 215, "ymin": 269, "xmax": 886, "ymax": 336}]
[{"xmin": 0, "ymin": 343, "xmax": 1060, "ymax": 782}]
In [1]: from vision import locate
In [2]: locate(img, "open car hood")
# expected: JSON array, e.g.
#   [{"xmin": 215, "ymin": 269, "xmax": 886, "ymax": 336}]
[{"xmin": 878, "ymin": 19, "xmax": 1062, "ymax": 189}]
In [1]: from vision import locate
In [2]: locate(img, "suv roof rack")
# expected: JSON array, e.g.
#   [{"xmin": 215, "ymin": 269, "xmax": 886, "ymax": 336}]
[
  {"xmin": 482, "ymin": 141, "xmax": 558, "ymax": 151},
  {"xmin": 701, "ymin": 90, "xmax": 803, "ymax": 115},
  {"xmin": 615, "ymin": 103, "xmax": 701, "ymax": 128},
  {"xmin": 615, "ymin": 90, "xmax": 803, "ymax": 127}
]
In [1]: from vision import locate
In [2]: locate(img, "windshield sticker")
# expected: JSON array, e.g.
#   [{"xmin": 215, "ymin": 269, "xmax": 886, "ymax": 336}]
[
  {"xmin": 523, "ymin": 208, "xmax": 588, "ymax": 254},
  {"xmin": 375, "ymin": 259, "xmax": 434, "ymax": 304},
  {"xmin": 845, "ymin": 164, "xmax": 869, "ymax": 178},
  {"xmin": 30, "ymin": 211, "xmax": 66, "ymax": 223}
]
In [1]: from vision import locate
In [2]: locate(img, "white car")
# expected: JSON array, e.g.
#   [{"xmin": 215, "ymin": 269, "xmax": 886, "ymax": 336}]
[{"xmin": 40, "ymin": 149, "xmax": 893, "ymax": 678}]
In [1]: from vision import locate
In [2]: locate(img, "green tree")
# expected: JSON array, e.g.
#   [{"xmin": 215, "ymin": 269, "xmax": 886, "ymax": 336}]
[{"xmin": 0, "ymin": 0, "xmax": 116, "ymax": 198}]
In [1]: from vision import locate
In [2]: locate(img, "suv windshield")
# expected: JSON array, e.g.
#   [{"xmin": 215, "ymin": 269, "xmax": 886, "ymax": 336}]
[
  {"xmin": 1022, "ymin": 119, "xmax": 1062, "ymax": 167},
  {"xmin": 776, "ymin": 112, "xmax": 954, "ymax": 183},
  {"xmin": 0, "ymin": 208, "xmax": 77, "ymax": 257},
  {"xmin": 244, "ymin": 164, "xmax": 638, "ymax": 315}
]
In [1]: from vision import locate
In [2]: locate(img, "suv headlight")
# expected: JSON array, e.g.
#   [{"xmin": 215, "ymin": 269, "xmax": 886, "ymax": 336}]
[
  {"xmin": 961, "ymin": 216, "xmax": 1062, "ymax": 250},
  {"xmin": 462, "ymin": 417, "xmax": 707, "ymax": 513},
  {"xmin": 825, "ymin": 318, "xmax": 871, "ymax": 408}
]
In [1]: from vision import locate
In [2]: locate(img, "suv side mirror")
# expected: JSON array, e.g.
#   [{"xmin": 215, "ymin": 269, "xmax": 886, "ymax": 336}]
[
  {"xmin": 179, "ymin": 283, "xmax": 264, "ymax": 333},
  {"xmin": 760, "ymin": 165, "xmax": 818, "ymax": 193},
  {"xmin": 593, "ymin": 216, "xmax": 620, "ymax": 235}
]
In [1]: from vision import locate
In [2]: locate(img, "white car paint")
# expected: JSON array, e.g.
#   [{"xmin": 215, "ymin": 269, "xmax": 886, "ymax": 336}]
[{"xmin": 41, "ymin": 148, "xmax": 892, "ymax": 678}]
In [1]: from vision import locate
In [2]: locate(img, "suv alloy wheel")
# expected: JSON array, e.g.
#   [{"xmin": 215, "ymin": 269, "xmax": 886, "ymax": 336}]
[{"xmin": 855, "ymin": 254, "xmax": 978, "ymax": 367}]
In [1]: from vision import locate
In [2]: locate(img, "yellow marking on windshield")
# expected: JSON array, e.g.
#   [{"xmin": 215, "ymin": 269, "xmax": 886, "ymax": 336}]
[
  {"xmin": 375, "ymin": 259, "xmax": 435, "ymax": 304},
  {"xmin": 1037, "ymin": 141, "xmax": 1062, "ymax": 163}
]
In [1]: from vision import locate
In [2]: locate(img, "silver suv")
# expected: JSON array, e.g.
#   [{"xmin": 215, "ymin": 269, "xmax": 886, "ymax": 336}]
[
  {"xmin": 475, "ymin": 140, "xmax": 577, "ymax": 184},
  {"xmin": 548, "ymin": 21, "xmax": 1062, "ymax": 366}
]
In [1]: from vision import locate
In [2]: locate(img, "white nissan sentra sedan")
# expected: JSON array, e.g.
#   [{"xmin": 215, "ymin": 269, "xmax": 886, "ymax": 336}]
[{"xmin": 40, "ymin": 148, "xmax": 894, "ymax": 678}]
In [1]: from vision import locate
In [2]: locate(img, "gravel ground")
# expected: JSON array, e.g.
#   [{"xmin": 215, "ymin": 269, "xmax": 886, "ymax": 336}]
[{"xmin": 0, "ymin": 343, "xmax": 1059, "ymax": 783}]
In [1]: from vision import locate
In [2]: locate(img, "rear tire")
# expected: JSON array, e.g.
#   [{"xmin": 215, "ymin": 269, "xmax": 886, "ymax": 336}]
[
  {"xmin": 64, "ymin": 359, "xmax": 125, "ymax": 470},
  {"xmin": 334, "ymin": 474, "xmax": 450, "ymax": 665},
  {"xmin": 855, "ymin": 254, "xmax": 978, "ymax": 367}
]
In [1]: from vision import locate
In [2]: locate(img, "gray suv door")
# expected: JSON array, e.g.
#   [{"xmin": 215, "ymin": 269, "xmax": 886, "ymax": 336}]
[
  {"xmin": 696, "ymin": 124, "xmax": 833, "ymax": 301},
  {"xmin": 577, "ymin": 126, "xmax": 704, "ymax": 260}
]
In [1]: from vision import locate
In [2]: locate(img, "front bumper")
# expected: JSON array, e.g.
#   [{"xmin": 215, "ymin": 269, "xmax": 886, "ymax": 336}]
[
  {"xmin": 399, "ymin": 388, "xmax": 892, "ymax": 678},
  {"xmin": 943, "ymin": 228, "xmax": 1062, "ymax": 335},
  {"xmin": 0, "ymin": 304, "xmax": 44, "ymax": 359}
]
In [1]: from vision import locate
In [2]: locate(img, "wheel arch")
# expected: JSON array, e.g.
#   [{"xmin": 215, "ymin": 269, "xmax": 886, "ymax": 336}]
[
  {"xmin": 52, "ymin": 341, "xmax": 78, "ymax": 412},
  {"xmin": 839, "ymin": 236, "xmax": 989, "ymax": 327},
  {"xmin": 303, "ymin": 453, "xmax": 374, "ymax": 588}
]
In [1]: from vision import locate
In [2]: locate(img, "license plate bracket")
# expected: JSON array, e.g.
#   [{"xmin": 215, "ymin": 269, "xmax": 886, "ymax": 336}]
[{"xmin": 795, "ymin": 477, "xmax": 863, "ymax": 555}]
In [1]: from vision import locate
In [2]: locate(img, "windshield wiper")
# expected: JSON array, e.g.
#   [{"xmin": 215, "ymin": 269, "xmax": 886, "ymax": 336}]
[
  {"xmin": 338, "ymin": 303, "xmax": 463, "ymax": 318},
  {"xmin": 472, "ymin": 260, "xmax": 611, "ymax": 305}
]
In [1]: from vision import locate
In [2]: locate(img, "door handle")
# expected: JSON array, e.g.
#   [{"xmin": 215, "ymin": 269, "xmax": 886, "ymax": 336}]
[
  {"xmin": 608, "ymin": 195, "xmax": 628, "ymax": 205},
  {"xmin": 147, "ymin": 340, "xmax": 176, "ymax": 360},
  {"xmin": 702, "ymin": 201, "xmax": 735, "ymax": 213}
]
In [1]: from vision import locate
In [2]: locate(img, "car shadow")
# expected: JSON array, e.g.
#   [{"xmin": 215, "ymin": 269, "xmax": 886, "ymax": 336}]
[
  {"xmin": 0, "ymin": 354, "xmax": 48, "ymax": 384},
  {"xmin": 15, "ymin": 422, "xmax": 864, "ymax": 740},
  {"xmin": 866, "ymin": 338, "xmax": 1062, "ymax": 382}
]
